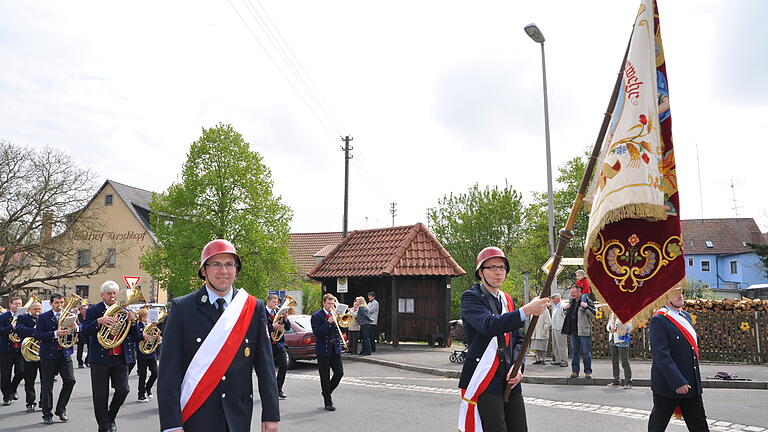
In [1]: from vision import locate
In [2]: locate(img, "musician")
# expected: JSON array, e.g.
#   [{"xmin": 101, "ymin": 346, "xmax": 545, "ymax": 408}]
[
  {"xmin": 458, "ymin": 247, "xmax": 548, "ymax": 432},
  {"xmin": 351, "ymin": 297, "xmax": 372, "ymax": 356},
  {"xmin": 76, "ymin": 304, "xmax": 90, "ymax": 368},
  {"xmin": 0, "ymin": 296, "xmax": 24, "ymax": 405},
  {"xmin": 157, "ymin": 239, "xmax": 279, "ymax": 432},
  {"xmin": 648, "ymin": 287, "xmax": 710, "ymax": 431},
  {"xmin": 311, "ymin": 293, "xmax": 345, "ymax": 411},
  {"xmin": 15, "ymin": 301, "xmax": 42, "ymax": 413},
  {"xmin": 266, "ymin": 294, "xmax": 290, "ymax": 400},
  {"xmin": 81, "ymin": 280, "xmax": 143, "ymax": 432},
  {"xmin": 136, "ymin": 308, "xmax": 159, "ymax": 402},
  {"xmin": 33, "ymin": 293, "xmax": 78, "ymax": 425}
]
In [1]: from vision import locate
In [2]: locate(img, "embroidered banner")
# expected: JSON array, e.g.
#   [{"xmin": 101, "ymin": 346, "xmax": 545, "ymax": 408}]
[{"xmin": 585, "ymin": 0, "xmax": 685, "ymax": 323}]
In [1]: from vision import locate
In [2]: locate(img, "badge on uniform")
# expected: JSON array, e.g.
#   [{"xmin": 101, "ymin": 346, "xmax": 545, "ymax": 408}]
[
  {"xmin": 201, "ymin": 295, "xmax": 208, "ymax": 303},
  {"xmin": 244, "ymin": 347, "xmax": 251, "ymax": 357}
]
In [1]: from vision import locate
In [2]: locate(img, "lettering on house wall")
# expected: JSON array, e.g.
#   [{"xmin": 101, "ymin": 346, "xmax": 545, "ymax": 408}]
[{"xmin": 71, "ymin": 230, "xmax": 147, "ymax": 242}]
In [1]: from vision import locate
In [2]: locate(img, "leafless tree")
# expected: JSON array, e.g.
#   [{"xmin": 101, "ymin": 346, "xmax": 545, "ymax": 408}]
[{"xmin": 0, "ymin": 140, "xmax": 121, "ymax": 296}]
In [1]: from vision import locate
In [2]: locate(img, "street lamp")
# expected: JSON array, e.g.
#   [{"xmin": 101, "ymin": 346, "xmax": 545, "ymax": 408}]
[{"xmin": 524, "ymin": 23, "xmax": 557, "ymax": 291}]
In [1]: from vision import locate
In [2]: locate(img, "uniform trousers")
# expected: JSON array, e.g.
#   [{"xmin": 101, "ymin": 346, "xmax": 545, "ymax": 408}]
[
  {"xmin": 39, "ymin": 355, "xmax": 75, "ymax": 418},
  {"xmin": 272, "ymin": 345, "xmax": 287, "ymax": 391},
  {"xmin": 76, "ymin": 339, "xmax": 89, "ymax": 367},
  {"xmin": 137, "ymin": 357, "xmax": 157, "ymax": 398},
  {"xmin": 648, "ymin": 393, "xmax": 709, "ymax": 431},
  {"xmin": 317, "ymin": 354, "xmax": 343, "ymax": 405},
  {"xmin": 90, "ymin": 355, "xmax": 129, "ymax": 432},
  {"xmin": 23, "ymin": 360, "xmax": 39, "ymax": 405},
  {"xmin": 476, "ymin": 390, "xmax": 528, "ymax": 432},
  {"xmin": 0, "ymin": 351, "xmax": 24, "ymax": 401}
]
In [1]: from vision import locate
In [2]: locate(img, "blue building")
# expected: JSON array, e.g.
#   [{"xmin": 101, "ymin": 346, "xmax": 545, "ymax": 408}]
[{"xmin": 681, "ymin": 218, "xmax": 768, "ymax": 299}]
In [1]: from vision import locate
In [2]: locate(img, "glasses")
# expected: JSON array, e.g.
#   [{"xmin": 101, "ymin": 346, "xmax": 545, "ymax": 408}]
[
  {"xmin": 481, "ymin": 265, "xmax": 507, "ymax": 272},
  {"xmin": 206, "ymin": 262, "xmax": 237, "ymax": 270}
]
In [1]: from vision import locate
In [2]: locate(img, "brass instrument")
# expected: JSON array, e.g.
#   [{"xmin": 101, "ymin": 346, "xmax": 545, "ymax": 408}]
[
  {"xmin": 337, "ymin": 312, "xmax": 354, "ymax": 328},
  {"xmin": 138, "ymin": 309, "xmax": 167, "ymax": 355},
  {"xmin": 270, "ymin": 296, "xmax": 297, "ymax": 343},
  {"xmin": 9, "ymin": 295, "xmax": 41, "ymax": 343},
  {"xmin": 21, "ymin": 337, "xmax": 40, "ymax": 362},
  {"xmin": 97, "ymin": 287, "xmax": 145, "ymax": 349},
  {"xmin": 57, "ymin": 293, "xmax": 85, "ymax": 349},
  {"xmin": 331, "ymin": 301, "xmax": 348, "ymax": 349}
]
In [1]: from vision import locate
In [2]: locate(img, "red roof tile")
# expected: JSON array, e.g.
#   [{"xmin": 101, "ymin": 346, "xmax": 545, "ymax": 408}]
[
  {"xmin": 680, "ymin": 218, "xmax": 765, "ymax": 255},
  {"xmin": 289, "ymin": 232, "xmax": 343, "ymax": 276},
  {"xmin": 307, "ymin": 223, "xmax": 466, "ymax": 278}
]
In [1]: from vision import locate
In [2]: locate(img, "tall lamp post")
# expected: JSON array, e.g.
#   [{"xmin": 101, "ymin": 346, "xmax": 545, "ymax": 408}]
[{"xmin": 524, "ymin": 23, "xmax": 557, "ymax": 292}]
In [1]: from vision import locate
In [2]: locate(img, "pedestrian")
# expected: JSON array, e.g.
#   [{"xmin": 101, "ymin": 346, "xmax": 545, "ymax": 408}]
[
  {"xmin": 530, "ymin": 298, "xmax": 551, "ymax": 364},
  {"xmin": 352, "ymin": 297, "xmax": 372, "ymax": 356},
  {"xmin": 606, "ymin": 312, "xmax": 632, "ymax": 389},
  {"xmin": 348, "ymin": 303, "xmax": 360, "ymax": 355},
  {"xmin": 458, "ymin": 247, "xmax": 548, "ymax": 432},
  {"xmin": 157, "ymin": 239, "xmax": 279, "ymax": 432},
  {"xmin": 0, "ymin": 296, "xmax": 25, "ymax": 406},
  {"xmin": 33, "ymin": 293, "xmax": 77, "ymax": 425},
  {"xmin": 561, "ymin": 285, "xmax": 595, "ymax": 379},
  {"xmin": 549, "ymin": 293, "xmax": 568, "ymax": 367},
  {"xmin": 266, "ymin": 293, "xmax": 290, "ymax": 400},
  {"xmin": 136, "ymin": 308, "xmax": 159, "ymax": 402},
  {"xmin": 76, "ymin": 304, "xmax": 89, "ymax": 368},
  {"xmin": 647, "ymin": 287, "xmax": 710, "ymax": 431},
  {"xmin": 367, "ymin": 292, "xmax": 379, "ymax": 351},
  {"xmin": 15, "ymin": 300, "xmax": 42, "ymax": 412},
  {"xmin": 311, "ymin": 294, "xmax": 345, "ymax": 411}
]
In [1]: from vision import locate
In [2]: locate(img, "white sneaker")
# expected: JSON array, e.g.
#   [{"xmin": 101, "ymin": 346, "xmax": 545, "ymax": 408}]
[{"xmin": 138, "ymin": 397, "xmax": 149, "ymax": 403}]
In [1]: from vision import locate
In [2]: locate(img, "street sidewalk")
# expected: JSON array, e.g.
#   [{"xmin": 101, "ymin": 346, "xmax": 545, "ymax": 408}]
[{"xmin": 344, "ymin": 342, "xmax": 768, "ymax": 390}]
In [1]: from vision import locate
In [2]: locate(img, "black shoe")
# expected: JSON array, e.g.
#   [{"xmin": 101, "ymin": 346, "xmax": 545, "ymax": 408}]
[
  {"xmin": 85, "ymin": 363, "xmax": 90, "ymax": 368},
  {"xmin": 146, "ymin": 389, "xmax": 153, "ymax": 398},
  {"xmin": 56, "ymin": 412, "xmax": 68, "ymax": 422},
  {"xmin": 78, "ymin": 364, "xmax": 84, "ymax": 369},
  {"xmin": 279, "ymin": 390, "xmax": 287, "ymax": 400},
  {"xmin": 2, "ymin": 400, "xmax": 10, "ymax": 406},
  {"xmin": 43, "ymin": 417, "xmax": 53, "ymax": 425},
  {"xmin": 26, "ymin": 403, "xmax": 35, "ymax": 413},
  {"xmin": 324, "ymin": 404, "xmax": 336, "ymax": 411}
]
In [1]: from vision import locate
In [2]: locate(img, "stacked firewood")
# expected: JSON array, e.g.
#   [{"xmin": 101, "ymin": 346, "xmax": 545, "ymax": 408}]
[{"xmin": 684, "ymin": 298, "xmax": 768, "ymax": 311}]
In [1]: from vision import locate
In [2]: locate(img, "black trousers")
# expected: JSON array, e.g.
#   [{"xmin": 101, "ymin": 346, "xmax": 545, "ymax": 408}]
[
  {"xmin": 39, "ymin": 355, "xmax": 75, "ymax": 418},
  {"xmin": 272, "ymin": 345, "xmax": 287, "ymax": 391},
  {"xmin": 90, "ymin": 356, "xmax": 129, "ymax": 432},
  {"xmin": 370, "ymin": 324, "xmax": 377, "ymax": 351},
  {"xmin": 648, "ymin": 393, "xmax": 710, "ymax": 432},
  {"xmin": 476, "ymin": 390, "xmax": 528, "ymax": 432},
  {"xmin": 0, "ymin": 351, "xmax": 24, "ymax": 400},
  {"xmin": 23, "ymin": 360, "xmax": 39, "ymax": 405},
  {"xmin": 76, "ymin": 339, "xmax": 88, "ymax": 366},
  {"xmin": 317, "ymin": 354, "xmax": 343, "ymax": 405},
  {"xmin": 137, "ymin": 357, "xmax": 157, "ymax": 397}
]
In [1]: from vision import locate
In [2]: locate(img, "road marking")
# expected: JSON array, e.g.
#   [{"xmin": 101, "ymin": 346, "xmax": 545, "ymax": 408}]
[{"xmin": 287, "ymin": 374, "xmax": 767, "ymax": 431}]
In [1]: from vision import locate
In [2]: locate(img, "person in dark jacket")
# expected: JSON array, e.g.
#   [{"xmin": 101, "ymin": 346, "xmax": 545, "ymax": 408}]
[
  {"xmin": 647, "ymin": 287, "xmax": 709, "ymax": 431},
  {"xmin": 311, "ymin": 293, "xmax": 345, "ymax": 411},
  {"xmin": 15, "ymin": 301, "xmax": 42, "ymax": 412},
  {"xmin": 136, "ymin": 308, "xmax": 159, "ymax": 402},
  {"xmin": 76, "ymin": 304, "xmax": 89, "ymax": 368},
  {"xmin": 458, "ymin": 247, "xmax": 548, "ymax": 432},
  {"xmin": 266, "ymin": 294, "xmax": 291, "ymax": 400},
  {"xmin": 0, "ymin": 296, "xmax": 24, "ymax": 405},
  {"xmin": 561, "ymin": 285, "xmax": 596, "ymax": 378}
]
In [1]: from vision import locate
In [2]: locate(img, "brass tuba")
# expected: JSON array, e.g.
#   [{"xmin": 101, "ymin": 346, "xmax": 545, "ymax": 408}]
[
  {"xmin": 9, "ymin": 295, "xmax": 41, "ymax": 343},
  {"xmin": 21, "ymin": 337, "xmax": 40, "ymax": 362},
  {"xmin": 337, "ymin": 313, "xmax": 354, "ymax": 328},
  {"xmin": 138, "ymin": 309, "xmax": 167, "ymax": 355},
  {"xmin": 97, "ymin": 287, "xmax": 145, "ymax": 349},
  {"xmin": 57, "ymin": 293, "xmax": 85, "ymax": 349},
  {"xmin": 270, "ymin": 295, "xmax": 297, "ymax": 342}
]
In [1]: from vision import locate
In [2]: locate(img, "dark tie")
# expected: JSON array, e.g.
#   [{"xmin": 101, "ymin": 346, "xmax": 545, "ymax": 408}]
[
  {"xmin": 492, "ymin": 296, "xmax": 502, "ymax": 313},
  {"xmin": 216, "ymin": 298, "xmax": 226, "ymax": 316}
]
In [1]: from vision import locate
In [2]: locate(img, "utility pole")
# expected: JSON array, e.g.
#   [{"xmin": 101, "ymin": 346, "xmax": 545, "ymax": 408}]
[
  {"xmin": 730, "ymin": 178, "xmax": 741, "ymax": 217},
  {"xmin": 341, "ymin": 136, "xmax": 353, "ymax": 237},
  {"xmin": 390, "ymin": 202, "xmax": 397, "ymax": 227}
]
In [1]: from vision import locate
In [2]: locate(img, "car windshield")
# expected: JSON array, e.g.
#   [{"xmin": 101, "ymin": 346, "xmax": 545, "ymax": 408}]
[{"xmin": 290, "ymin": 315, "xmax": 312, "ymax": 331}]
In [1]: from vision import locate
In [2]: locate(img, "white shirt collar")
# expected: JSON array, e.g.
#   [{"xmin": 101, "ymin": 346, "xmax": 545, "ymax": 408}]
[{"xmin": 205, "ymin": 285, "xmax": 233, "ymax": 306}]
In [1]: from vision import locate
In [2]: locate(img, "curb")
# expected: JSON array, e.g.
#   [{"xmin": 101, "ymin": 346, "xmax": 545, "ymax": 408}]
[{"xmin": 344, "ymin": 355, "xmax": 768, "ymax": 389}]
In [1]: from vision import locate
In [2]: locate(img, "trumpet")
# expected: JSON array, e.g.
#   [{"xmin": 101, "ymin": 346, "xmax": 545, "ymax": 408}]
[
  {"xmin": 10, "ymin": 295, "xmax": 41, "ymax": 343},
  {"xmin": 138, "ymin": 309, "xmax": 167, "ymax": 355},
  {"xmin": 57, "ymin": 293, "xmax": 85, "ymax": 349},
  {"xmin": 331, "ymin": 301, "xmax": 348, "ymax": 349},
  {"xmin": 270, "ymin": 296, "xmax": 297, "ymax": 343}
]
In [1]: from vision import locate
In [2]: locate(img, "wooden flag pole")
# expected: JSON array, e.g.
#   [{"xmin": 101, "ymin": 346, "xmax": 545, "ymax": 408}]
[{"xmin": 504, "ymin": 29, "xmax": 635, "ymax": 402}]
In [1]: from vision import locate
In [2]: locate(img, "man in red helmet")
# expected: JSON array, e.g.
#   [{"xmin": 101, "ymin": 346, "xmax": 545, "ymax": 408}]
[
  {"xmin": 458, "ymin": 247, "xmax": 549, "ymax": 432},
  {"xmin": 158, "ymin": 239, "xmax": 279, "ymax": 432}
]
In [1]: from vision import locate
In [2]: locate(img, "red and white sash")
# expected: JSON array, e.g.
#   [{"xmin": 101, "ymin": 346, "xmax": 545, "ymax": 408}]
[
  {"xmin": 655, "ymin": 307, "xmax": 699, "ymax": 359},
  {"xmin": 180, "ymin": 289, "xmax": 257, "ymax": 423},
  {"xmin": 458, "ymin": 291, "xmax": 514, "ymax": 432}
]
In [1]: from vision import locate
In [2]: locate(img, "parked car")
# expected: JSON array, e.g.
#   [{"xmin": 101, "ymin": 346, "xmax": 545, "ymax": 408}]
[
  {"xmin": 282, "ymin": 314, "xmax": 348, "ymax": 369},
  {"xmin": 127, "ymin": 303, "xmax": 168, "ymax": 315}
]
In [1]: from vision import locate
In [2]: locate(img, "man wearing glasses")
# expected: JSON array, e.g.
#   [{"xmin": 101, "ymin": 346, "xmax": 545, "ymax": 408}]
[
  {"xmin": 458, "ymin": 247, "xmax": 548, "ymax": 432},
  {"xmin": 158, "ymin": 239, "xmax": 279, "ymax": 432}
]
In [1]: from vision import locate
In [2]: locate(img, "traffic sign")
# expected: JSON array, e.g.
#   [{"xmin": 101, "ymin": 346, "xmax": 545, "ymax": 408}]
[
  {"xmin": 124, "ymin": 276, "xmax": 141, "ymax": 289},
  {"xmin": 560, "ymin": 257, "xmax": 584, "ymax": 266},
  {"xmin": 540, "ymin": 257, "xmax": 565, "ymax": 277}
]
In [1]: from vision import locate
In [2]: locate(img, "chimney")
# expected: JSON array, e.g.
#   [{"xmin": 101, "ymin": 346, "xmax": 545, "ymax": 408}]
[{"xmin": 41, "ymin": 212, "xmax": 53, "ymax": 241}]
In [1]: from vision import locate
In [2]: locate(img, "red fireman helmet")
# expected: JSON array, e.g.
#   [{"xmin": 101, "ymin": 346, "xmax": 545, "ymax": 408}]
[
  {"xmin": 475, "ymin": 246, "xmax": 509, "ymax": 279},
  {"xmin": 198, "ymin": 239, "xmax": 241, "ymax": 279}
]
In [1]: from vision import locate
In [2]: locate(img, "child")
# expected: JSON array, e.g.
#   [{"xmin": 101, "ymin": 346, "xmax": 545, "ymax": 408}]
[{"xmin": 575, "ymin": 269, "xmax": 592, "ymax": 302}]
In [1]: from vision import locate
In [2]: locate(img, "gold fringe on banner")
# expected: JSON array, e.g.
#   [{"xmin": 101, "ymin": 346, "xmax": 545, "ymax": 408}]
[
  {"xmin": 585, "ymin": 202, "xmax": 668, "ymax": 257},
  {"xmin": 588, "ymin": 275, "xmax": 688, "ymax": 324}
]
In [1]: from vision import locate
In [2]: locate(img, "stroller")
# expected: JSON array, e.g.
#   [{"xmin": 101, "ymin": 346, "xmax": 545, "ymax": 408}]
[{"xmin": 448, "ymin": 319, "xmax": 466, "ymax": 364}]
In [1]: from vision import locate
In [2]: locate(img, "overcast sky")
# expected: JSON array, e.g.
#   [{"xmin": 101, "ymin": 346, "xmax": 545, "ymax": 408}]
[{"xmin": 2, "ymin": 0, "xmax": 766, "ymax": 234}]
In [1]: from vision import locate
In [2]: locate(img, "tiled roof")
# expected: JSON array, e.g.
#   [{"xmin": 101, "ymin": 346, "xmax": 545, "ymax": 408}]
[
  {"xmin": 681, "ymin": 218, "xmax": 765, "ymax": 255},
  {"xmin": 289, "ymin": 232, "xmax": 343, "ymax": 275},
  {"xmin": 108, "ymin": 180, "xmax": 158, "ymax": 243},
  {"xmin": 307, "ymin": 223, "xmax": 466, "ymax": 278}
]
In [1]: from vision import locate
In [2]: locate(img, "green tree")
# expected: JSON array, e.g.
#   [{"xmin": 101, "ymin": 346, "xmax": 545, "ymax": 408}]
[
  {"xmin": 427, "ymin": 184, "xmax": 526, "ymax": 318},
  {"xmin": 748, "ymin": 242, "xmax": 768, "ymax": 278},
  {"xmin": 141, "ymin": 124, "xmax": 294, "ymax": 299}
]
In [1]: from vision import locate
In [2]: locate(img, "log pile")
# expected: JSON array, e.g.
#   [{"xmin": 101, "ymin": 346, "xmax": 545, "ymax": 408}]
[{"xmin": 684, "ymin": 298, "xmax": 768, "ymax": 311}]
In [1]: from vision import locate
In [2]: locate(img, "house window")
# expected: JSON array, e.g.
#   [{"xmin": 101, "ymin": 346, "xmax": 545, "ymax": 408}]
[
  {"xmin": 398, "ymin": 298, "xmax": 415, "ymax": 313},
  {"xmin": 106, "ymin": 248, "xmax": 116, "ymax": 267},
  {"xmin": 105, "ymin": 194, "xmax": 113, "ymax": 206},
  {"xmin": 730, "ymin": 260, "xmax": 738, "ymax": 274},
  {"xmin": 688, "ymin": 258, "xmax": 694, "ymax": 266},
  {"xmin": 705, "ymin": 241, "xmax": 714, "ymax": 248},
  {"xmin": 701, "ymin": 260, "xmax": 710, "ymax": 272},
  {"xmin": 76, "ymin": 250, "xmax": 91, "ymax": 267},
  {"xmin": 76, "ymin": 285, "xmax": 89, "ymax": 298}
]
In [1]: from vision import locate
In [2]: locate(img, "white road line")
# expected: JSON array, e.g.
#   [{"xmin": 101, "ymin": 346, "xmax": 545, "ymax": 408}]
[{"xmin": 286, "ymin": 374, "xmax": 766, "ymax": 432}]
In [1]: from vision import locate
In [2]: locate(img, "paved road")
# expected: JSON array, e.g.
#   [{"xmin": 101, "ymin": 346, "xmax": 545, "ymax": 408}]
[{"xmin": 0, "ymin": 361, "xmax": 765, "ymax": 431}]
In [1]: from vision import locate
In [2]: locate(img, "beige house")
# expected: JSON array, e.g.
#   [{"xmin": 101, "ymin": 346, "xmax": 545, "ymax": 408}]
[{"xmin": 21, "ymin": 180, "xmax": 166, "ymax": 305}]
